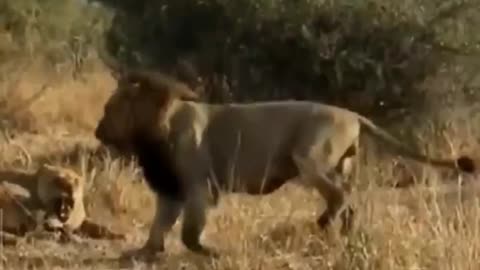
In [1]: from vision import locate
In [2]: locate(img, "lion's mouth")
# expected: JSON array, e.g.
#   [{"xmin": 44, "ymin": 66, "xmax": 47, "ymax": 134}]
[{"xmin": 54, "ymin": 197, "xmax": 74, "ymax": 223}]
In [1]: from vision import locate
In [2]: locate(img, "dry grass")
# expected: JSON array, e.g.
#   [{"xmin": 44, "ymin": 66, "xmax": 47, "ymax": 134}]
[{"xmin": 0, "ymin": 64, "xmax": 480, "ymax": 270}]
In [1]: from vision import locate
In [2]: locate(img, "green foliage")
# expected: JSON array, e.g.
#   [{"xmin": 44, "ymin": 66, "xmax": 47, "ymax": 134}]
[{"xmin": 100, "ymin": 0, "xmax": 480, "ymax": 115}]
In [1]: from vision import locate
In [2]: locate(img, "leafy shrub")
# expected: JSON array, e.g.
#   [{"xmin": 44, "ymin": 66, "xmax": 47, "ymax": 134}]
[{"xmin": 99, "ymin": 0, "xmax": 480, "ymax": 117}]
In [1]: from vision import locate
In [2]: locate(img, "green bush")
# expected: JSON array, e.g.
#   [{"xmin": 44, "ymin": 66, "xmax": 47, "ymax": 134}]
[{"xmin": 101, "ymin": 0, "xmax": 480, "ymax": 116}]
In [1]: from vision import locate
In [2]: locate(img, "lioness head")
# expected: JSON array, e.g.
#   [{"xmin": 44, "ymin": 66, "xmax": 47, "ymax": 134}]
[
  {"xmin": 35, "ymin": 164, "xmax": 84, "ymax": 223},
  {"xmin": 95, "ymin": 69, "xmax": 199, "ymax": 152}
]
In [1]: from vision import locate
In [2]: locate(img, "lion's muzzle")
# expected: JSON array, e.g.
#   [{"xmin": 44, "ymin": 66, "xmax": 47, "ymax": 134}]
[
  {"xmin": 94, "ymin": 120, "xmax": 133, "ymax": 155},
  {"xmin": 54, "ymin": 196, "xmax": 74, "ymax": 223},
  {"xmin": 94, "ymin": 121, "xmax": 105, "ymax": 142},
  {"xmin": 94, "ymin": 120, "xmax": 115, "ymax": 147}
]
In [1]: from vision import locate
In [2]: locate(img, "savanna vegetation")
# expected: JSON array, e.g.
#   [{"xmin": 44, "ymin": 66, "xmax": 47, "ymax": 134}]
[{"xmin": 0, "ymin": 0, "xmax": 480, "ymax": 269}]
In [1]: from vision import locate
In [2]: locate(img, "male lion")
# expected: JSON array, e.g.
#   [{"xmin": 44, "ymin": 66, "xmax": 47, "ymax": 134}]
[
  {"xmin": 94, "ymin": 68, "xmax": 475, "ymax": 256},
  {"xmin": 0, "ymin": 164, "xmax": 124, "ymax": 244}
]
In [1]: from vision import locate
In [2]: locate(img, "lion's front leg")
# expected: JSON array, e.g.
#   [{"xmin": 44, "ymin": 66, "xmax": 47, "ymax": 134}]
[
  {"xmin": 77, "ymin": 218, "xmax": 126, "ymax": 240},
  {"xmin": 42, "ymin": 214, "xmax": 83, "ymax": 243},
  {"xmin": 124, "ymin": 195, "xmax": 182, "ymax": 258},
  {"xmin": 58, "ymin": 227, "xmax": 84, "ymax": 244},
  {"xmin": 207, "ymin": 178, "xmax": 220, "ymax": 207},
  {"xmin": 180, "ymin": 184, "xmax": 216, "ymax": 256}
]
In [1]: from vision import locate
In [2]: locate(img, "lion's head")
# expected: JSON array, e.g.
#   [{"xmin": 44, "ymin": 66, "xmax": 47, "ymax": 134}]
[
  {"xmin": 94, "ymin": 69, "xmax": 199, "ymax": 153},
  {"xmin": 35, "ymin": 164, "xmax": 84, "ymax": 223}
]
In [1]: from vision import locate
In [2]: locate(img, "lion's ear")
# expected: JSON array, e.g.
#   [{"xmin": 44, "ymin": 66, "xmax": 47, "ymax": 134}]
[
  {"xmin": 110, "ymin": 69, "xmax": 121, "ymax": 81},
  {"xmin": 172, "ymin": 81, "xmax": 200, "ymax": 101},
  {"xmin": 122, "ymin": 71, "xmax": 151, "ymax": 97},
  {"xmin": 124, "ymin": 79, "xmax": 145, "ymax": 97},
  {"xmin": 178, "ymin": 87, "xmax": 199, "ymax": 101}
]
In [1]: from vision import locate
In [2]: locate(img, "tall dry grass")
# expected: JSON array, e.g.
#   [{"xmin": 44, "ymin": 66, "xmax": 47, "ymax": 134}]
[{"xmin": 0, "ymin": 63, "xmax": 479, "ymax": 270}]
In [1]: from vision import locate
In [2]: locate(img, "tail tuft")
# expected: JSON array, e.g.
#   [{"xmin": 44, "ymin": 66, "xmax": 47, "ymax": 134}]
[{"xmin": 456, "ymin": 155, "xmax": 476, "ymax": 173}]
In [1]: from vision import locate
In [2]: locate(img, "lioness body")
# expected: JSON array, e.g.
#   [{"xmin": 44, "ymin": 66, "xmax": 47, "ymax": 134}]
[
  {"xmin": 0, "ymin": 165, "xmax": 124, "ymax": 244},
  {"xmin": 94, "ymin": 69, "xmax": 474, "ymax": 256},
  {"xmin": 0, "ymin": 182, "xmax": 39, "ymax": 243}
]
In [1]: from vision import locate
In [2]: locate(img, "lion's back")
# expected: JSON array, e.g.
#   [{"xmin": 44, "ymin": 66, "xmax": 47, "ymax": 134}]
[{"xmin": 0, "ymin": 183, "xmax": 37, "ymax": 234}]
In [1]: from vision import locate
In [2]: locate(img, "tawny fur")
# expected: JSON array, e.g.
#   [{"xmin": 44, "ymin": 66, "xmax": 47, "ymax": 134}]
[
  {"xmin": 0, "ymin": 182, "xmax": 40, "ymax": 244},
  {"xmin": 0, "ymin": 164, "xmax": 124, "ymax": 245},
  {"xmin": 95, "ymin": 68, "xmax": 475, "ymax": 256}
]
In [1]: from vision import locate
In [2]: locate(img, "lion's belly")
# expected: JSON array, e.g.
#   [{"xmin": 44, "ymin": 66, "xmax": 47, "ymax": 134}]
[
  {"xmin": 209, "ymin": 148, "xmax": 298, "ymax": 195},
  {"xmin": 242, "ymin": 176, "xmax": 292, "ymax": 195},
  {"xmin": 205, "ymin": 106, "xmax": 303, "ymax": 194}
]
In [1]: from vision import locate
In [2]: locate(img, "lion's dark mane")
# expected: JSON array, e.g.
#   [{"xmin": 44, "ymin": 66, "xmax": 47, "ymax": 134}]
[{"xmin": 132, "ymin": 133, "xmax": 186, "ymax": 202}]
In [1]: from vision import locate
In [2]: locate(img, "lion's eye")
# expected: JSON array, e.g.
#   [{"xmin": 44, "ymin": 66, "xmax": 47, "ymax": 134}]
[{"xmin": 131, "ymin": 82, "xmax": 141, "ymax": 88}]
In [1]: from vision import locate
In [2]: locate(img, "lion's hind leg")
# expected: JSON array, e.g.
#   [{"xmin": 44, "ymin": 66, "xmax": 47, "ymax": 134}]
[
  {"xmin": 298, "ymin": 170, "xmax": 348, "ymax": 229},
  {"xmin": 298, "ymin": 171, "xmax": 354, "ymax": 234},
  {"xmin": 292, "ymin": 124, "xmax": 358, "ymax": 234}
]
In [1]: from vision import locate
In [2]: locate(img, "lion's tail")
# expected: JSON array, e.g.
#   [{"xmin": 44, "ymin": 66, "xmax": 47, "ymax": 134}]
[{"xmin": 357, "ymin": 115, "xmax": 475, "ymax": 173}]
